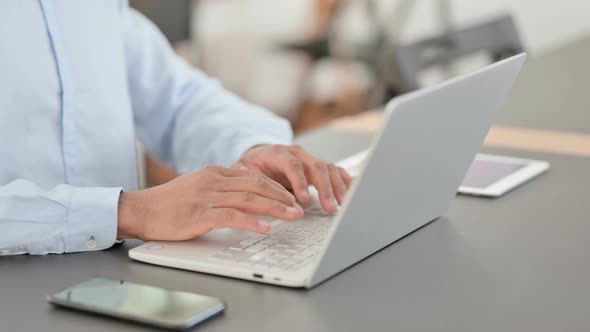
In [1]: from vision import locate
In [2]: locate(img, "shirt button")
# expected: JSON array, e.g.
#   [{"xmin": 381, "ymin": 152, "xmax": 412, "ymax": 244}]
[
  {"xmin": 65, "ymin": 120, "xmax": 74, "ymax": 129},
  {"xmin": 87, "ymin": 236, "xmax": 97, "ymax": 249}
]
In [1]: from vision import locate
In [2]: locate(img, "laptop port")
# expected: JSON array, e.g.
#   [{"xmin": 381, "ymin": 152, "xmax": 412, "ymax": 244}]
[{"xmin": 253, "ymin": 273, "xmax": 263, "ymax": 279}]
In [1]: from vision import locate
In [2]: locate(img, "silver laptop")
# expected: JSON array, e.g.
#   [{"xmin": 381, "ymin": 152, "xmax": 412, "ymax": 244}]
[{"xmin": 129, "ymin": 54, "xmax": 526, "ymax": 288}]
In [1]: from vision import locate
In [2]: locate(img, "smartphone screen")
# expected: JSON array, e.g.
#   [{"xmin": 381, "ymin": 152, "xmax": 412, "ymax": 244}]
[{"xmin": 48, "ymin": 277, "xmax": 224, "ymax": 329}]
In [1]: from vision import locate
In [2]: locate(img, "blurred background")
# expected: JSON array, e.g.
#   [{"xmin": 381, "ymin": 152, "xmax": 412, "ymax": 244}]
[{"xmin": 130, "ymin": 0, "xmax": 590, "ymax": 185}]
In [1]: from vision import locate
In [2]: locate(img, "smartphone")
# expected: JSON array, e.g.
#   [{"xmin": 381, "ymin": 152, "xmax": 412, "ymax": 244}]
[{"xmin": 47, "ymin": 277, "xmax": 224, "ymax": 330}]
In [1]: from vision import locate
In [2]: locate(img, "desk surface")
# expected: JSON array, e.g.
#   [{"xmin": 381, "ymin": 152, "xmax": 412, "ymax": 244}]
[{"xmin": 2, "ymin": 37, "xmax": 590, "ymax": 332}]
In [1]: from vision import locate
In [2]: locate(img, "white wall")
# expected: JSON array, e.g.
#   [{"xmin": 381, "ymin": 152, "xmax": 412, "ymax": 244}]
[
  {"xmin": 193, "ymin": 0, "xmax": 590, "ymax": 117},
  {"xmin": 194, "ymin": 0, "xmax": 315, "ymax": 120},
  {"xmin": 339, "ymin": 0, "xmax": 590, "ymax": 55}
]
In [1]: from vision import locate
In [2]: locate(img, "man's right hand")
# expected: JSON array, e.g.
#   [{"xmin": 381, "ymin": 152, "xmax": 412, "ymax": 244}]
[{"xmin": 116, "ymin": 166, "xmax": 304, "ymax": 241}]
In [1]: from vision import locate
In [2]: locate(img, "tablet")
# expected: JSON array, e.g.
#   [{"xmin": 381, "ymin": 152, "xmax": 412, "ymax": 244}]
[
  {"xmin": 337, "ymin": 151, "xmax": 550, "ymax": 198},
  {"xmin": 458, "ymin": 153, "xmax": 550, "ymax": 197}
]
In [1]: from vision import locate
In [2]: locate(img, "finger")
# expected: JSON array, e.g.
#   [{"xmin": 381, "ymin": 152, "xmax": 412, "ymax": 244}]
[
  {"xmin": 232, "ymin": 161, "xmax": 285, "ymax": 190},
  {"xmin": 337, "ymin": 166, "xmax": 353, "ymax": 188},
  {"xmin": 211, "ymin": 192, "xmax": 303, "ymax": 221},
  {"xmin": 208, "ymin": 165, "xmax": 262, "ymax": 179},
  {"xmin": 329, "ymin": 165, "xmax": 347, "ymax": 205},
  {"xmin": 216, "ymin": 176, "xmax": 295, "ymax": 206},
  {"xmin": 217, "ymin": 166, "xmax": 287, "ymax": 192},
  {"xmin": 278, "ymin": 155, "xmax": 310, "ymax": 202},
  {"xmin": 199, "ymin": 207, "xmax": 266, "ymax": 233},
  {"xmin": 202, "ymin": 208, "xmax": 272, "ymax": 234},
  {"xmin": 307, "ymin": 160, "xmax": 337, "ymax": 213}
]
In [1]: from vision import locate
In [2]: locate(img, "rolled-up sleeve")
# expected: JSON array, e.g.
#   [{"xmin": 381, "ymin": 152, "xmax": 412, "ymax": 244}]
[
  {"xmin": 0, "ymin": 180, "xmax": 121, "ymax": 255},
  {"xmin": 121, "ymin": 7, "xmax": 293, "ymax": 174}
]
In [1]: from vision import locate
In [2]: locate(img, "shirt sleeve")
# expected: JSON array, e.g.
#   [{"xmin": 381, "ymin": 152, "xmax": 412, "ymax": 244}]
[
  {"xmin": 0, "ymin": 180, "xmax": 121, "ymax": 255},
  {"xmin": 121, "ymin": 6, "xmax": 293, "ymax": 174}
]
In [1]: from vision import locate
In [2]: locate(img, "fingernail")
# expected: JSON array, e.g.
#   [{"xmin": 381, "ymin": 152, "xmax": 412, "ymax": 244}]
[
  {"xmin": 257, "ymin": 220, "xmax": 271, "ymax": 231},
  {"xmin": 328, "ymin": 197, "xmax": 338, "ymax": 212},
  {"xmin": 286, "ymin": 206, "xmax": 300, "ymax": 214},
  {"xmin": 300, "ymin": 190, "xmax": 310, "ymax": 201}
]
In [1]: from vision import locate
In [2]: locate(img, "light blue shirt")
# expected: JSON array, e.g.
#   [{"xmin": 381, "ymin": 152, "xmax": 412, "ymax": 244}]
[{"xmin": 0, "ymin": 1, "xmax": 292, "ymax": 255}]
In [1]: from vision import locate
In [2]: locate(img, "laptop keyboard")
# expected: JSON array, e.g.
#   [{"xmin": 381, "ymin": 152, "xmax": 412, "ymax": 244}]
[{"xmin": 208, "ymin": 211, "xmax": 335, "ymax": 272}]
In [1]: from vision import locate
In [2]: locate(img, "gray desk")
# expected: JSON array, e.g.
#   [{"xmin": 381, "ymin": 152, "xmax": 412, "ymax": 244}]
[{"xmin": 2, "ymin": 37, "xmax": 590, "ymax": 332}]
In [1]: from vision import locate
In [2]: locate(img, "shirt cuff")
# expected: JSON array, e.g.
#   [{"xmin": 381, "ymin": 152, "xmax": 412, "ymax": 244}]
[{"xmin": 65, "ymin": 187, "xmax": 122, "ymax": 253}]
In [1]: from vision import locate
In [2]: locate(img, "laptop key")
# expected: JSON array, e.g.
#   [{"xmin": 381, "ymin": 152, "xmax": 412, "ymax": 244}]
[
  {"xmin": 268, "ymin": 244, "xmax": 285, "ymax": 251},
  {"xmin": 257, "ymin": 240, "xmax": 277, "ymax": 247},
  {"xmin": 305, "ymin": 235, "xmax": 321, "ymax": 244},
  {"xmin": 304, "ymin": 227, "xmax": 321, "ymax": 234},
  {"xmin": 298, "ymin": 238, "xmax": 316, "ymax": 247},
  {"xmin": 221, "ymin": 248, "xmax": 239, "ymax": 256},
  {"xmin": 245, "ymin": 245, "xmax": 266, "ymax": 253},
  {"xmin": 267, "ymin": 225, "xmax": 287, "ymax": 235},
  {"xmin": 278, "ymin": 239, "xmax": 299, "ymax": 246},
  {"xmin": 240, "ymin": 236, "xmax": 268, "ymax": 246},
  {"xmin": 299, "ymin": 250, "xmax": 315, "ymax": 259},
  {"xmin": 300, "ymin": 230, "xmax": 315, "ymax": 238},
  {"xmin": 280, "ymin": 244, "xmax": 299, "ymax": 252},
  {"xmin": 288, "ymin": 234, "xmax": 307, "ymax": 242},
  {"xmin": 257, "ymin": 250, "xmax": 275, "ymax": 258},
  {"xmin": 267, "ymin": 235, "xmax": 287, "ymax": 242},
  {"xmin": 229, "ymin": 243, "xmax": 250, "ymax": 251},
  {"xmin": 224, "ymin": 251, "xmax": 254, "ymax": 262},
  {"xmin": 291, "ymin": 255, "xmax": 306, "ymax": 263},
  {"xmin": 280, "ymin": 249, "xmax": 297, "ymax": 257}
]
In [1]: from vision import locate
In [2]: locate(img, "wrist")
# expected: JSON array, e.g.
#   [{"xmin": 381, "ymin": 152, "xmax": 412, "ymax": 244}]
[{"xmin": 117, "ymin": 191, "xmax": 141, "ymax": 240}]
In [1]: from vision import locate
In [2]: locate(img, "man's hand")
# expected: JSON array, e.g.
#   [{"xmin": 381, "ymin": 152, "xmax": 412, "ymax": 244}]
[
  {"xmin": 117, "ymin": 166, "xmax": 304, "ymax": 241},
  {"xmin": 233, "ymin": 145, "xmax": 353, "ymax": 213}
]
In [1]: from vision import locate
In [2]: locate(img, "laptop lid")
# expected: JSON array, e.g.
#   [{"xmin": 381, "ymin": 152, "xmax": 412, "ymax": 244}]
[{"xmin": 307, "ymin": 54, "xmax": 526, "ymax": 288}]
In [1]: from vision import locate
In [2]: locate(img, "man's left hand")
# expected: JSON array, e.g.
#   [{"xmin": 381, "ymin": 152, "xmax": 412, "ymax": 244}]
[{"xmin": 233, "ymin": 145, "xmax": 353, "ymax": 213}]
